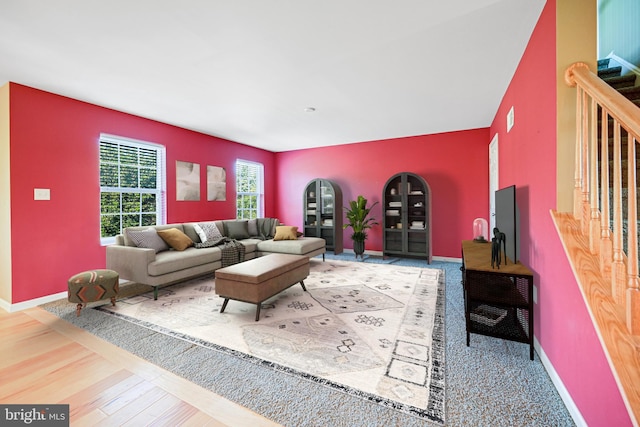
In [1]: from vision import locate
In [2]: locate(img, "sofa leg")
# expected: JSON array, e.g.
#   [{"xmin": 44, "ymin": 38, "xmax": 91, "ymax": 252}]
[
  {"xmin": 220, "ymin": 298, "xmax": 229, "ymax": 313},
  {"xmin": 299, "ymin": 280, "xmax": 307, "ymax": 292},
  {"xmin": 323, "ymin": 253, "xmax": 325, "ymax": 262},
  {"xmin": 76, "ymin": 303, "xmax": 83, "ymax": 317},
  {"xmin": 255, "ymin": 303, "xmax": 261, "ymax": 321},
  {"xmin": 153, "ymin": 286, "xmax": 158, "ymax": 300}
]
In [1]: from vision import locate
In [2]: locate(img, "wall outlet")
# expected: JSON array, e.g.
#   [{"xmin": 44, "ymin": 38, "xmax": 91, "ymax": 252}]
[
  {"xmin": 533, "ymin": 284, "xmax": 538, "ymax": 304},
  {"xmin": 507, "ymin": 106, "xmax": 515, "ymax": 132},
  {"xmin": 34, "ymin": 188, "xmax": 50, "ymax": 200}
]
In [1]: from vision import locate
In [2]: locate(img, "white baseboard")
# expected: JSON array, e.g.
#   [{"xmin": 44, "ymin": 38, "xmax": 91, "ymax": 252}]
[
  {"xmin": 0, "ymin": 291, "xmax": 67, "ymax": 313},
  {"xmin": 433, "ymin": 255, "xmax": 462, "ymax": 263},
  {"xmin": 534, "ymin": 337, "xmax": 587, "ymax": 426}
]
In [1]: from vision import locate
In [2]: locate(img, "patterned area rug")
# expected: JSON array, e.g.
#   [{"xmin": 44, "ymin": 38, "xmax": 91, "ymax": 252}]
[{"xmin": 97, "ymin": 259, "xmax": 445, "ymax": 423}]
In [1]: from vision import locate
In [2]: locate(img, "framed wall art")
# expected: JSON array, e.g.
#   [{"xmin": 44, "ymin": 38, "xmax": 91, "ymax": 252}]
[
  {"xmin": 176, "ymin": 160, "xmax": 200, "ymax": 201},
  {"xmin": 207, "ymin": 165, "xmax": 226, "ymax": 201}
]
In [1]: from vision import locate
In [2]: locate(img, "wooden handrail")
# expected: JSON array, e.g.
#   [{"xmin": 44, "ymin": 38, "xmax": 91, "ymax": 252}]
[
  {"xmin": 561, "ymin": 61, "xmax": 640, "ymax": 426},
  {"xmin": 565, "ymin": 62, "xmax": 640, "ymax": 138}
]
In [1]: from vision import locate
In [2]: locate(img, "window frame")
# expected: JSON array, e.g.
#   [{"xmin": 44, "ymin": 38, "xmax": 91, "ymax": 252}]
[
  {"xmin": 99, "ymin": 134, "xmax": 166, "ymax": 245},
  {"xmin": 235, "ymin": 159, "xmax": 264, "ymax": 219}
]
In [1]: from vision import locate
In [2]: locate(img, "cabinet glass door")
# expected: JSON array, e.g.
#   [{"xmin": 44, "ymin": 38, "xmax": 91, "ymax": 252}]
[
  {"xmin": 304, "ymin": 182, "xmax": 318, "ymax": 236},
  {"xmin": 320, "ymin": 183, "xmax": 334, "ymax": 227}
]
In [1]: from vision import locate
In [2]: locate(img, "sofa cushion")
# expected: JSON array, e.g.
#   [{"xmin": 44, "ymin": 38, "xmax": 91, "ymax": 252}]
[
  {"xmin": 148, "ymin": 247, "xmax": 222, "ymax": 276},
  {"xmin": 273, "ymin": 225, "xmax": 298, "ymax": 241},
  {"xmin": 248, "ymin": 219, "xmax": 259, "ymax": 237},
  {"xmin": 239, "ymin": 238, "xmax": 260, "ymax": 253},
  {"xmin": 256, "ymin": 236, "xmax": 325, "ymax": 255},
  {"xmin": 157, "ymin": 228, "xmax": 194, "ymax": 251},
  {"xmin": 224, "ymin": 220, "xmax": 250, "ymax": 240},
  {"xmin": 181, "ymin": 223, "xmax": 200, "ymax": 243},
  {"xmin": 193, "ymin": 222, "xmax": 224, "ymax": 243},
  {"xmin": 125, "ymin": 228, "xmax": 169, "ymax": 253}
]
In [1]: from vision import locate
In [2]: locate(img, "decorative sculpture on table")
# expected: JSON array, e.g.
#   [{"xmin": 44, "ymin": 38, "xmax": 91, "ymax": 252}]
[{"xmin": 491, "ymin": 227, "xmax": 507, "ymax": 269}]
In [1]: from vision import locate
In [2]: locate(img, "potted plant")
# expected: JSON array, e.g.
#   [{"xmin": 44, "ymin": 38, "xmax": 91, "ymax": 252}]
[{"xmin": 343, "ymin": 195, "xmax": 379, "ymax": 260}]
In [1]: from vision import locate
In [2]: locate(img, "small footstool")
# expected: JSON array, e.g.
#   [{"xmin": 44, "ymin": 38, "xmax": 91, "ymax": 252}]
[
  {"xmin": 68, "ymin": 269, "xmax": 119, "ymax": 316},
  {"xmin": 215, "ymin": 254, "xmax": 309, "ymax": 321}
]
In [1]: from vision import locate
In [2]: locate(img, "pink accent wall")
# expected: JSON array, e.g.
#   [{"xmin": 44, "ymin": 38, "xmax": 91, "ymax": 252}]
[
  {"xmin": 8, "ymin": 83, "xmax": 275, "ymax": 303},
  {"xmin": 489, "ymin": 2, "xmax": 631, "ymax": 425},
  {"xmin": 6, "ymin": 5, "xmax": 630, "ymax": 422},
  {"xmin": 274, "ymin": 129, "xmax": 489, "ymax": 258}
]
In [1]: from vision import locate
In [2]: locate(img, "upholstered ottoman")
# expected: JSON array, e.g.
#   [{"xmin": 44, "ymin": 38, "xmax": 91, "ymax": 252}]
[
  {"xmin": 215, "ymin": 254, "xmax": 309, "ymax": 321},
  {"xmin": 68, "ymin": 269, "xmax": 119, "ymax": 316}
]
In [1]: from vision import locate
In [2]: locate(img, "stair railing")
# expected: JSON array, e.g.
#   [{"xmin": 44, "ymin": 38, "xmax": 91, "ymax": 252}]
[{"xmin": 565, "ymin": 62, "xmax": 640, "ymax": 334}]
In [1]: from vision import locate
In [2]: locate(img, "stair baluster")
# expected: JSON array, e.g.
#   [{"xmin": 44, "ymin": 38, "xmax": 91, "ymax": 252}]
[{"xmin": 565, "ymin": 61, "xmax": 640, "ymax": 332}]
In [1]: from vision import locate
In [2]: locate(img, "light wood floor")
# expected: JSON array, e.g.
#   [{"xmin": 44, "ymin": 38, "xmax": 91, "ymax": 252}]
[{"xmin": 0, "ymin": 306, "xmax": 281, "ymax": 426}]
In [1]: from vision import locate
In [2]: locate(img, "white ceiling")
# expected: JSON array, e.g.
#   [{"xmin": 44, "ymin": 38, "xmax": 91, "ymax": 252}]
[{"xmin": 0, "ymin": 0, "xmax": 546, "ymax": 152}]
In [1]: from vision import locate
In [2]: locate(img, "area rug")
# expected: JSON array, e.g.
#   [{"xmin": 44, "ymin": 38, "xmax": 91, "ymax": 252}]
[{"xmin": 97, "ymin": 259, "xmax": 445, "ymax": 423}]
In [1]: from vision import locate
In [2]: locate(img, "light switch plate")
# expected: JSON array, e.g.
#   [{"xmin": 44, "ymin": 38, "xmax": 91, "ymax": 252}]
[{"xmin": 34, "ymin": 188, "xmax": 50, "ymax": 200}]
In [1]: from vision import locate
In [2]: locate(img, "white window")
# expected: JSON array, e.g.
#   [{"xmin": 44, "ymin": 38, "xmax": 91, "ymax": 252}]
[
  {"xmin": 236, "ymin": 159, "xmax": 264, "ymax": 219},
  {"xmin": 99, "ymin": 134, "xmax": 166, "ymax": 244}
]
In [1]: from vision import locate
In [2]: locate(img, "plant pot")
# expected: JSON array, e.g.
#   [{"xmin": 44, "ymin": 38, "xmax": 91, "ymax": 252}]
[{"xmin": 353, "ymin": 239, "xmax": 365, "ymax": 259}]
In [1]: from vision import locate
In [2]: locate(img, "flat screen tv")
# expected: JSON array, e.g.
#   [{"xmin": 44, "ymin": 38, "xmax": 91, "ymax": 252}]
[{"xmin": 494, "ymin": 185, "xmax": 520, "ymax": 263}]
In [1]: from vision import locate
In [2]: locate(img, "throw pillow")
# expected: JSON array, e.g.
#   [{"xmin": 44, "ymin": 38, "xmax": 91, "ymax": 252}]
[
  {"xmin": 224, "ymin": 221, "xmax": 250, "ymax": 240},
  {"xmin": 157, "ymin": 228, "xmax": 194, "ymax": 251},
  {"xmin": 126, "ymin": 228, "xmax": 169, "ymax": 253},
  {"xmin": 192, "ymin": 224, "xmax": 207, "ymax": 243},
  {"xmin": 193, "ymin": 222, "xmax": 223, "ymax": 243},
  {"xmin": 248, "ymin": 219, "xmax": 259, "ymax": 237},
  {"xmin": 273, "ymin": 225, "xmax": 298, "ymax": 241}
]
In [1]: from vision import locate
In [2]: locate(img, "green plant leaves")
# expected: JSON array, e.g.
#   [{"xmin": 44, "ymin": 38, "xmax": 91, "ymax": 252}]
[{"xmin": 343, "ymin": 195, "xmax": 379, "ymax": 241}]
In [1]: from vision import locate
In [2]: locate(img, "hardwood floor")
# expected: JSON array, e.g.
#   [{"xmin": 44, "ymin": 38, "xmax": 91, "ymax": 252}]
[{"xmin": 0, "ymin": 307, "xmax": 281, "ymax": 426}]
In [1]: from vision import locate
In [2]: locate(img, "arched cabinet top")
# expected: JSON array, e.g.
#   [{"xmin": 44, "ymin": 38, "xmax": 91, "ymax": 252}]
[{"xmin": 383, "ymin": 172, "xmax": 431, "ymax": 196}]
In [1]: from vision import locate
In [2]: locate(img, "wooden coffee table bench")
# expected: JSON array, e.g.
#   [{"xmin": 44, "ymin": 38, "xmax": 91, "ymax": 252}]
[{"xmin": 214, "ymin": 253, "xmax": 309, "ymax": 321}]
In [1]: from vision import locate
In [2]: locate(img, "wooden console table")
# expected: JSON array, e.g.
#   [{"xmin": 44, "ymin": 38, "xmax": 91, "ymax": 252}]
[{"xmin": 461, "ymin": 240, "xmax": 535, "ymax": 360}]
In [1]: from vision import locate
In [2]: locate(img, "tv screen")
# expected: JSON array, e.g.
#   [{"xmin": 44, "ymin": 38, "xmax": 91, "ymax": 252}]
[{"xmin": 495, "ymin": 185, "xmax": 520, "ymax": 263}]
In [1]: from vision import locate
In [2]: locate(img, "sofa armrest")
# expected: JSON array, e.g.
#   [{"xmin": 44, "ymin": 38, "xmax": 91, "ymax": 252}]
[{"xmin": 106, "ymin": 245, "xmax": 156, "ymax": 284}]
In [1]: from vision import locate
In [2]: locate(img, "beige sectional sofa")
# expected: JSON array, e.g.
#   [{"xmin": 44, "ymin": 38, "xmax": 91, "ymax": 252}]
[{"xmin": 106, "ymin": 218, "xmax": 326, "ymax": 299}]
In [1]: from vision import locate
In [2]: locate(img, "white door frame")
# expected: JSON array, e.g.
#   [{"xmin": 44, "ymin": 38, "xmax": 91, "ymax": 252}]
[{"xmin": 489, "ymin": 133, "xmax": 499, "ymax": 231}]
